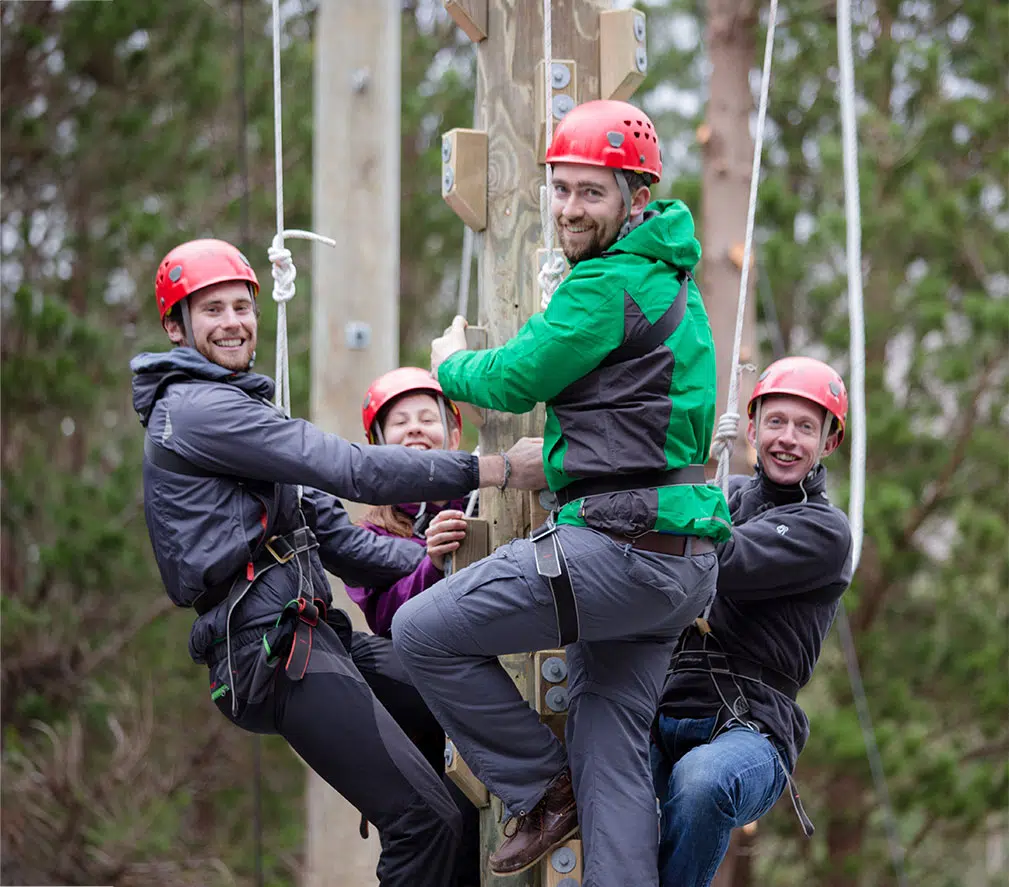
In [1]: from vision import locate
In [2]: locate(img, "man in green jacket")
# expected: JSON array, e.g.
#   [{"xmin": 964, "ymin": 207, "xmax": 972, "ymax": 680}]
[{"xmin": 393, "ymin": 100, "xmax": 730, "ymax": 887}]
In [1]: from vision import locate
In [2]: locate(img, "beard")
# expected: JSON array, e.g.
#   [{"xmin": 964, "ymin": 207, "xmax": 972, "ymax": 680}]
[{"xmin": 557, "ymin": 219, "xmax": 619, "ymax": 264}]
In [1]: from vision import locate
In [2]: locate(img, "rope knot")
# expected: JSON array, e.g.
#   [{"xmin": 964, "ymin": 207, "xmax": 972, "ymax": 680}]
[
  {"xmin": 711, "ymin": 411, "xmax": 740, "ymax": 460},
  {"xmin": 269, "ymin": 236, "xmax": 296, "ymax": 304},
  {"xmin": 538, "ymin": 252, "xmax": 567, "ymax": 310}
]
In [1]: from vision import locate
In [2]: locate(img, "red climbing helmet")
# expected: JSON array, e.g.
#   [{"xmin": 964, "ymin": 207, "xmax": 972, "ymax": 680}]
[
  {"xmin": 155, "ymin": 239, "xmax": 260, "ymax": 319},
  {"xmin": 545, "ymin": 99, "xmax": 662, "ymax": 183},
  {"xmin": 362, "ymin": 367, "xmax": 463, "ymax": 444},
  {"xmin": 748, "ymin": 357, "xmax": 848, "ymax": 442}
]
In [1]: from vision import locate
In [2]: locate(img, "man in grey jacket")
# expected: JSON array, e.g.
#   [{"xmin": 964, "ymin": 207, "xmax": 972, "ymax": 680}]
[{"xmin": 133, "ymin": 238, "xmax": 545, "ymax": 887}]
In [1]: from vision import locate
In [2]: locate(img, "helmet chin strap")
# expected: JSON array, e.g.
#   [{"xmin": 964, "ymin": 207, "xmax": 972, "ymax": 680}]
[
  {"xmin": 179, "ymin": 298, "xmax": 196, "ymax": 349},
  {"xmin": 615, "ymin": 170, "xmax": 634, "ymax": 239}
]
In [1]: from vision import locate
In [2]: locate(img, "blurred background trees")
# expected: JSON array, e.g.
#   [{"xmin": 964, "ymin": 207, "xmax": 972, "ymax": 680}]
[{"xmin": 2, "ymin": 1, "xmax": 1005, "ymax": 885}]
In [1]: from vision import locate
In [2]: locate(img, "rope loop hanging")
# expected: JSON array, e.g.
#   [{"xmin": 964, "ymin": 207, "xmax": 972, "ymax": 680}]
[
  {"xmin": 268, "ymin": 0, "xmax": 336, "ymax": 420},
  {"xmin": 711, "ymin": 0, "xmax": 779, "ymax": 495},
  {"xmin": 538, "ymin": 0, "xmax": 567, "ymax": 310}
]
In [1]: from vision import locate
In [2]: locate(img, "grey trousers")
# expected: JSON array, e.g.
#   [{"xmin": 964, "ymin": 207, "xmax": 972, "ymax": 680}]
[{"xmin": 392, "ymin": 525, "xmax": 717, "ymax": 887}]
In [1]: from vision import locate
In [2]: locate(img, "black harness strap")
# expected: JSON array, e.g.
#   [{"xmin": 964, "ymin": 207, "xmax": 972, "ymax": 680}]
[
  {"xmin": 555, "ymin": 465, "xmax": 706, "ymax": 507},
  {"xmin": 671, "ymin": 621, "xmax": 816, "ymax": 837}
]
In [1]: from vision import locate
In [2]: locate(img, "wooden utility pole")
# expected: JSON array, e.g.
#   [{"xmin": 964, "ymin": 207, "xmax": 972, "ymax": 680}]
[
  {"xmin": 305, "ymin": 2, "xmax": 401, "ymax": 885},
  {"xmin": 702, "ymin": 2, "xmax": 762, "ymax": 884},
  {"xmin": 700, "ymin": 0, "xmax": 761, "ymax": 481},
  {"xmin": 442, "ymin": 2, "xmax": 649, "ymax": 884}
]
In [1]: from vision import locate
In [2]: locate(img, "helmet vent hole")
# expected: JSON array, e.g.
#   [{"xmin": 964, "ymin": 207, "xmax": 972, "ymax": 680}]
[{"xmin": 633, "ymin": 131, "xmax": 640, "ymax": 138}]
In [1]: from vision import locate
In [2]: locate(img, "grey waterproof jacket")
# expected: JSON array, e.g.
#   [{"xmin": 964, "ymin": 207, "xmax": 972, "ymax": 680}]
[{"xmin": 131, "ymin": 348, "xmax": 481, "ymax": 663}]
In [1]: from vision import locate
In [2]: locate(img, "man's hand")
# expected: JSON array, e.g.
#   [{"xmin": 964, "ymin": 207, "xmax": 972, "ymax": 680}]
[
  {"xmin": 431, "ymin": 315, "xmax": 469, "ymax": 377},
  {"xmin": 476, "ymin": 437, "xmax": 546, "ymax": 491},
  {"xmin": 425, "ymin": 509, "xmax": 468, "ymax": 571}
]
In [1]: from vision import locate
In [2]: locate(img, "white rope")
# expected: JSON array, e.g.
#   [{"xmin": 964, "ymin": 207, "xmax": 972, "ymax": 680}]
[
  {"xmin": 838, "ymin": 0, "xmax": 866, "ymax": 574},
  {"xmin": 711, "ymin": 0, "xmax": 779, "ymax": 495},
  {"xmin": 538, "ymin": 0, "xmax": 567, "ymax": 311},
  {"xmin": 268, "ymin": 0, "xmax": 335, "ymax": 421},
  {"xmin": 835, "ymin": 4, "xmax": 908, "ymax": 885}
]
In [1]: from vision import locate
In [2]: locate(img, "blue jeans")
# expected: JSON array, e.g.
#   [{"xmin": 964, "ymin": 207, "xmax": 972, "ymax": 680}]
[{"xmin": 650, "ymin": 714, "xmax": 788, "ymax": 887}]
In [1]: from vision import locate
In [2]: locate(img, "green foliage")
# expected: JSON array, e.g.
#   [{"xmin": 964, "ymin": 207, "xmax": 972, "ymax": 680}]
[
  {"xmin": 640, "ymin": 1, "xmax": 1008, "ymax": 884},
  {"xmin": 2, "ymin": 1, "xmax": 1005, "ymax": 885}
]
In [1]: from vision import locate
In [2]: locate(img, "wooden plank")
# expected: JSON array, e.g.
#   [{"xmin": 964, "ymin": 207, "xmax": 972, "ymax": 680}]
[
  {"xmin": 443, "ymin": 128, "xmax": 489, "ymax": 231},
  {"xmin": 541, "ymin": 839, "xmax": 584, "ymax": 885},
  {"xmin": 599, "ymin": 8, "xmax": 648, "ymax": 101},
  {"xmin": 534, "ymin": 60, "xmax": 578, "ymax": 162},
  {"xmin": 445, "ymin": 738, "xmax": 491, "ymax": 808},
  {"xmin": 445, "ymin": 0, "xmax": 489, "ymax": 42}
]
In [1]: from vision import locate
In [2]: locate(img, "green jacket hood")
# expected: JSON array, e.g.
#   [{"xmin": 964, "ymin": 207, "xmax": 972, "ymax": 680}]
[{"xmin": 608, "ymin": 199, "xmax": 701, "ymax": 270}]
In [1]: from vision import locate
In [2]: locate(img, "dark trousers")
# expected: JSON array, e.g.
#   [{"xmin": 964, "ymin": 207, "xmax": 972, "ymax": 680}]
[
  {"xmin": 352, "ymin": 632, "xmax": 482, "ymax": 887},
  {"xmin": 210, "ymin": 616, "xmax": 461, "ymax": 887}
]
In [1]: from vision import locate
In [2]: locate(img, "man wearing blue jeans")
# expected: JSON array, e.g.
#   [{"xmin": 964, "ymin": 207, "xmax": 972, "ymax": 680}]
[{"xmin": 652, "ymin": 357, "xmax": 854, "ymax": 886}]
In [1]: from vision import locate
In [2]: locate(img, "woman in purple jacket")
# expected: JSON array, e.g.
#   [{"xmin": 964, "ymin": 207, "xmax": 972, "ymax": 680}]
[
  {"xmin": 347, "ymin": 367, "xmax": 480, "ymax": 887},
  {"xmin": 347, "ymin": 366, "xmax": 472, "ymax": 637}
]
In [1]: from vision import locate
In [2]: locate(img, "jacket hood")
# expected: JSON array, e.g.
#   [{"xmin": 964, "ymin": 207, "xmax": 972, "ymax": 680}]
[
  {"xmin": 130, "ymin": 347, "xmax": 275, "ymax": 426},
  {"xmin": 608, "ymin": 199, "xmax": 701, "ymax": 270}
]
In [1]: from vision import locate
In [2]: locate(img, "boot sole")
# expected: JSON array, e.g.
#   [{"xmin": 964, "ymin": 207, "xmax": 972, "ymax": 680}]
[{"xmin": 488, "ymin": 825, "xmax": 581, "ymax": 877}]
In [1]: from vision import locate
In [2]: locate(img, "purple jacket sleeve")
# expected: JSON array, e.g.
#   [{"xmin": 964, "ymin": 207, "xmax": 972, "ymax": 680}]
[{"xmin": 344, "ymin": 523, "xmax": 446, "ymax": 636}]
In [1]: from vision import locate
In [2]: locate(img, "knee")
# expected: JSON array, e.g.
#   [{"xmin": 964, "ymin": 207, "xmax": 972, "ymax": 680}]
[
  {"xmin": 670, "ymin": 756, "xmax": 734, "ymax": 819},
  {"xmin": 390, "ymin": 593, "xmax": 448, "ymax": 664}
]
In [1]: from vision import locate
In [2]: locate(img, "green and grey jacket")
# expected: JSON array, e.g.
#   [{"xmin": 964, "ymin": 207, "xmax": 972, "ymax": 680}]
[{"xmin": 438, "ymin": 199, "xmax": 731, "ymax": 541}]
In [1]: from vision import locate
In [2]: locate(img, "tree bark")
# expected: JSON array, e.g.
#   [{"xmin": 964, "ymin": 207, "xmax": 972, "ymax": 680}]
[{"xmin": 701, "ymin": 0, "xmax": 760, "ymax": 477}]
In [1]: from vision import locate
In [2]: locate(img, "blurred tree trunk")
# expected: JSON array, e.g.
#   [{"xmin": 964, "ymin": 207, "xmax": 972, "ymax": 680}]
[
  {"xmin": 700, "ymin": 0, "xmax": 760, "ymax": 478},
  {"xmin": 703, "ymin": 1, "xmax": 760, "ymax": 881}
]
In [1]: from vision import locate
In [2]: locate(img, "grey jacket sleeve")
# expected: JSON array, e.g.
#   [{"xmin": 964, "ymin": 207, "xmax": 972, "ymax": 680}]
[
  {"xmin": 717, "ymin": 504, "xmax": 852, "ymax": 600},
  {"xmin": 302, "ymin": 488, "xmax": 425, "ymax": 587},
  {"xmin": 164, "ymin": 384, "xmax": 479, "ymax": 504}
]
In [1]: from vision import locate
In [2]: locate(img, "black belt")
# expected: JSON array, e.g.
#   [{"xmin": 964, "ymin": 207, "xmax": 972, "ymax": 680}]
[
  {"xmin": 599, "ymin": 530, "xmax": 716, "ymax": 557},
  {"xmin": 555, "ymin": 465, "xmax": 707, "ymax": 507},
  {"xmin": 669, "ymin": 648, "xmax": 800, "ymax": 701},
  {"xmin": 193, "ymin": 527, "xmax": 319, "ymax": 616}
]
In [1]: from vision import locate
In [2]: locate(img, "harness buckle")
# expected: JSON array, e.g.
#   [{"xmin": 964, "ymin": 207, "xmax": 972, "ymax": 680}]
[{"xmin": 265, "ymin": 534, "xmax": 298, "ymax": 564}]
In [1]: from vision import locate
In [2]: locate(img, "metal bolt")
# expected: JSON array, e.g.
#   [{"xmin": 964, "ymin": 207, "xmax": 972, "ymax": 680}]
[
  {"xmin": 443, "ymin": 166, "xmax": 455, "ymax": 193},
  {"xmin": 550, "ymin": 63, "xmax": 571, "ymax": 89},
  {"xmin": 350, "ymin": 67, "xmax": 370, "ymax": 93},
  {"xmin": 636, "ymin": 47, "xmax": 648, "ymax": 74},
  {"xmin": 442, "ymin": 137, "xmax": 452, "ymax": 163},
  {"xmin": 345, "ymin": 321, "xmax": 371, "ymax": 350},
  {"xmin": 444, "ymin": 742, "xmax": 455, "ymax": 768},
  {"xmin": 539, "ymin": 490, "xmax": 559, "ymax": 512},
  {"xmin": 552, "ymin": 94, "xmax": 575, "ymax": 120},
  {"xmin": 634, "ymin": 15, "xmax": 647, "ymax": 42},
  {"xmin": 541, "ymin": 656, "xmax": 568, "ymax": 683},
  {"xmin": 545, "ymin": 686, "xmax": 569, "ymax": 713},
  {"xmin": 550, "ymin": 846, "xmax": 577, "ymax": 873}
]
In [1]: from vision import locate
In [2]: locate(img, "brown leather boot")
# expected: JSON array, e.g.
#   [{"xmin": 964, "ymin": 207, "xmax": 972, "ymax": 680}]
[{"xmin": 488, "ymin": 769, "xmax": 579, "ymax": 876}]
